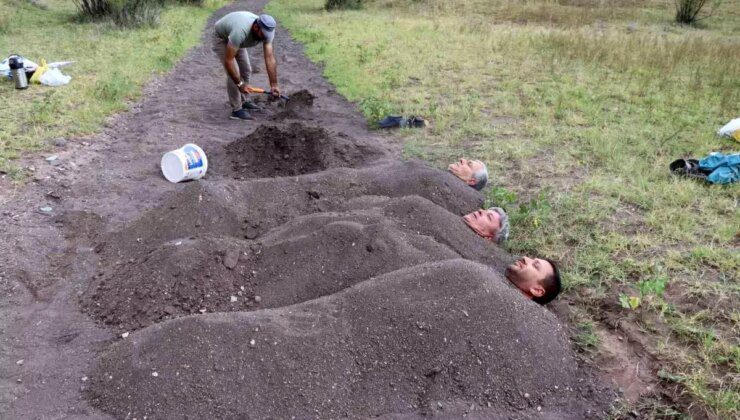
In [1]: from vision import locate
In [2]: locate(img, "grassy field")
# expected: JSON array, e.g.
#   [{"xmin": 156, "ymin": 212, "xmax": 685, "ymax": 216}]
[
  {"xmin": 268, "ymin": 0, "xmax": 739, "ymax": 417},
  {"xmin": 0, "ymin": 0, "xmax": 225, "ymax": 176}
]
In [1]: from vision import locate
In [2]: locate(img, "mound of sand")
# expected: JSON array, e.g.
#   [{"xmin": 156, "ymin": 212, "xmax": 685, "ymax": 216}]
[
  {"xmin": 268, "ymin": 89, "xmax": 316, "ymax": 121},
  {"xmin": 221, "ymin": 122, "xmax": 383, "ymax": 178},
  {"xmin": 101, "ymin": 161, "xmax": 483, "ymax": 258},
  {"xmin": 83, "ymin": 216, "xmax": 459, "ymax": 331},
  {"xmin": 86, "ymin": 260, "xmax": 612, "ymax": 418}
]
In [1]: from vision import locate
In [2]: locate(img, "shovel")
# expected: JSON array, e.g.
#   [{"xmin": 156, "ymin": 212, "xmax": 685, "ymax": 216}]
[{"xmin": 246, "ymin": 86, "xmax": 290, "ymax": 101}]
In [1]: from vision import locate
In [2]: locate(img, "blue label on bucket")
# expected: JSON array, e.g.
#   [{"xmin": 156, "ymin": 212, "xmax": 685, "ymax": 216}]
[{"xmin": 183, "ymin": 145, "xmax": 204, "ymax": 170}]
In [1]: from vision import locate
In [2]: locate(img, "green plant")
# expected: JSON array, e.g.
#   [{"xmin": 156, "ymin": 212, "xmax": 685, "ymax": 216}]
[
  {"xmin": 360, "ymin": 97, "xmax": 394, "ymax": 124},
  {"xmin": 619, "ymin": 293, "xmax": 642, "ymax": 310},
  {"xmin": 674, "ymin": 0, "xmax": 709, "ymax": 24},
  {"xmin": 573, "ymin": 322, "xmax": 600, "ymax": 354},
  {"xmin": 112, "ymin": 0, "xmax": 162, "ymax": 28},
  {"xmin": 74, "ymin": 0, "xmax": 164, "ymax": 27},
  {"xmin": 325, "ymin": 0, "xmax": 363, "ymax": 11},
  {"xmin": 637, "ymin": 276, "xmax": 667, "ymax": 298},
  {"xmin": 620, "ymin": 275, "xmax": 669, "ymax": 310},
  {"xmin": 74, "ymin": 0, "xmax": 113, "ymax": 19}
]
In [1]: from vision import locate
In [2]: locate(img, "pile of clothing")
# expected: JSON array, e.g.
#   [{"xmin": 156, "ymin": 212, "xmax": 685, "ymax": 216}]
[{"xmin": 670, "ymin": 152, "xmax": 739, "ymax": 185}]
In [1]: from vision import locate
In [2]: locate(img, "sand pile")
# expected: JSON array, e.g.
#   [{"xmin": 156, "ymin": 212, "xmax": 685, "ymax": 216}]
[
  {"xmin": 83, "ymin": 216, "xmax": 459, "ymax": 331},
  {"xmin": 86, "ymin": 260, "xmax": 611, "ymax": 418},
  {"xmin": 222, "ymin": 122, "xmax": 382, "ymax": 178},
  {"xmin": 99, "ymin": 161, "xmax": 483, "ymax": 260}
]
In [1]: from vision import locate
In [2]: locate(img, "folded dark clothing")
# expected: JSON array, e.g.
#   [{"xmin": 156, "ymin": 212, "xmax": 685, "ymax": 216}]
[{"xmin": 378, "ymin": 115, "xmax": 428, "ymax": 129}]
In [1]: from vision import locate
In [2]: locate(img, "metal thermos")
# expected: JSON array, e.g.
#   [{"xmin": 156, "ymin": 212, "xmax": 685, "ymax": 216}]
[{"xmin": 9, "ymin": 55, "xmax": 28, "ymax": 90}]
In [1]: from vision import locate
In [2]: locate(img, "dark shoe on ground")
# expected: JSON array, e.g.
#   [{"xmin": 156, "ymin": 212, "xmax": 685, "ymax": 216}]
[
  {"xmin": 669, "ymin": 158, "xmax": 708, "ymax": 181},
  {"xmin": 378, "ymin": 115, "xmax": 405, "ymax": 129},
  {"xmin": 406, "ymin": 116, "xmax": 428, "ymax": 128},
  {"xmin": 242, "ymin": 101, "xmax": 263, "ymax": 111},
  {"xmin": 378, "ymin": 115, "xmax": 429, "ymax": 129},
  {"xmin": 229, "ymin": 109, "xmax": 253, "ymax": 121}
]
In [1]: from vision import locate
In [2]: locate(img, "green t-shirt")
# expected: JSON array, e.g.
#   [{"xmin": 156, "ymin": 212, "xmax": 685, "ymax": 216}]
[{"xmin": 214, "ymin": 11, "xmax": 274, "ymax": 48}]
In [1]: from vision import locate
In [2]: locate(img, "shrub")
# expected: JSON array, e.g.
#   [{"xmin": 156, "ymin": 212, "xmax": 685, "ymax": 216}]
[
  {"xmin": 325, "ymin": 0, "xmax": 363, "ymax": 11},
  {"xmin": 674, "ymin": 0, "xmax": 708, "ymax": 24},
  {"xmin": 111, "ymin": 0, "xmax": 162, "ymax": 28},
  {"xmin": 74, "ymin": 0, "xmax": 163, "ymax": 27},
  {"xmin": 74, "ymin": 0, "xmax": 114, "ymax": 19}
]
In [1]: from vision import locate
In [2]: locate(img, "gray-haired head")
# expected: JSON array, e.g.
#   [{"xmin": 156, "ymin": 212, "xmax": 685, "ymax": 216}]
[
  {"xmin": 471, "ymin": 163, "xmax": 488, "ymax": 191},
  {"xmin": 490, "ymin": 207, "xmax": 509, "ymax": 243}
]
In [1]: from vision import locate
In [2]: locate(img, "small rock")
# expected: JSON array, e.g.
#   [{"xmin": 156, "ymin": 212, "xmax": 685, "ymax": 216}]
[
  {"xmin": 437, "ymin": 401, "xmax": 443, "ymax": 409},
  {"xmin": 16, "ymin": 359, "xmax": 24, "ymax": 366},
  {"xmin": 45, "ymin": 155, "xmax": 58, "ymax": 163},
  {"xmin": 230, "ymin": 295, "xmax": 238, "ymax": 303},
  {"xmin": 524, "ymin": 393, "xmax": 530, "ymax": 398},
  {"xmin": 199, "ymin": 308, "xmax": 207, "ymax": 313},
  {"xmin": 121, "ymin": 332, "xmax": 129, "ymax": 338},
  {"xmin": 81, "ymin": 376, "xmax": 88, "ymax": 382},
  {"xmin": 152, "ymin": 371, "xmax": 158, "ymax": 377},
  {"xmin": 254, "ymin": 296, "xmax": 262, "ymax": 303},
  {"xmin": 627, "ymin": 22, "xmax": 637, "ymax": 32},
  {"xmin": 17, "ymin": 378, "xmax": 21, "ymax": 383},
  {"xmin": 249, "ymin": 339, "xmax": 256, "ymax": 347},
  {"xmin": 223, "ymin": 249, "xmax": 239, "ymax": 269},
  {"xmin": 46, "ymin": 190, "xmax": 62, "ymax": 200},
  {"xmin": 39, "ymin": 206, "xmax": 53, "ymax": 214},
  {"xmin": 52, "ymin": 137, "xmax": 67, "ymax": 147},
  {"xmin": 537, "ymin": 406, "xmax": 542, "ymax": 412}
]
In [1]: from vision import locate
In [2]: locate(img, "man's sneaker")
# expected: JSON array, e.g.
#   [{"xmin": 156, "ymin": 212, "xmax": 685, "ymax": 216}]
[
  {"xmin": 242, "ymin": 100, "xmax": 263, "ymax": 111},
  {"xmin": 229, "ymin": 109, "xmax": 252, "ymax": 121}
]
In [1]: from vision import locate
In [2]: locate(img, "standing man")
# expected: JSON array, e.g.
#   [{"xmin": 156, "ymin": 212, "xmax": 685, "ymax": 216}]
[{"xmin": 212, "ymin": 12, "xmax": 281, "ymax": 120}]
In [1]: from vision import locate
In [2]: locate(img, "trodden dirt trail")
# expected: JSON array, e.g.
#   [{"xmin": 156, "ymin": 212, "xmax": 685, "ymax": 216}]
[{"xmin": 0, "ymin": 1, "xmax": 615, "ymax": 418}]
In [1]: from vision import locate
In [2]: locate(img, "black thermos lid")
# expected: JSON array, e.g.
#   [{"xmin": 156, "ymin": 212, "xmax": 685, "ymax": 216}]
[{"xmin": 9, "ymin": 55, "xmax": 24, "ymax": 70}]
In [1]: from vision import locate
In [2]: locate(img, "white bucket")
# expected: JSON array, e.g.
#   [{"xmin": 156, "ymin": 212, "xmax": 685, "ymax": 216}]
[{"xmin": 161, "ymin": 144, "xmax": 208, "ymax": 183}]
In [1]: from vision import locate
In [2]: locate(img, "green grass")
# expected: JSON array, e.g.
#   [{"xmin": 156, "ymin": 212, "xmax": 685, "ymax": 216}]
[
  {"xmin": 0, "ymin": 0, "xmax": 225, "ymax": 175},
  {"xmin": 268, "ymin": 0, "xmax": 740, "ymax": 416}
]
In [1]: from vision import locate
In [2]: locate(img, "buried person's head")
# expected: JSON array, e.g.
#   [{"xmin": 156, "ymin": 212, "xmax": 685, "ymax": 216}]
[
  {"xmin": 463, "ymin": 207, "xmax": 509, "ymax": 243},
  {"xmin": 505, "ymin": 256, "xmax": 561, "ymax": 305},
  {"xmin": 448, "ymin": 158, "xmax": 488, "ymax": 190}
]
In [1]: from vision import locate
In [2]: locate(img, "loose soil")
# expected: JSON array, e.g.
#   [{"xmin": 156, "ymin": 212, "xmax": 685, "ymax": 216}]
[
  {"xmin": 220, "ymin": 122, "xmax": 383, "ymax": 178},
  {"xmin": 86, "ymin": 260, "xmax": 613, "ymax": 419},
  {"xmin": 0, "ymin": 1, "xmax": 616, "ymax": 418}
]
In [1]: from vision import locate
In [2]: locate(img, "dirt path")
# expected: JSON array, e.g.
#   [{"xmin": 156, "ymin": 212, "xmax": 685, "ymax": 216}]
[{"xmin": 0, "ymin": 1, "xmax": 614, "ymax": 418}]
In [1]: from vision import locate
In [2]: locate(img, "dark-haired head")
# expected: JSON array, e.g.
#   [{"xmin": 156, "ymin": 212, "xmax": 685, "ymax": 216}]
[
  {"xmin": 531, "ymin": 258, "xmax": 561, "ymax": 305},
  {"xmin": 504, "ymin": 256, "xmax": 561, "ymax": 305}
]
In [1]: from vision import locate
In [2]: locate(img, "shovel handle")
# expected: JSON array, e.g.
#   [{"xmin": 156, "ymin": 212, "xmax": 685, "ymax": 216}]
[{"xmin": 247, "ymin": 86, "xmax": 289, "ymax": 100}]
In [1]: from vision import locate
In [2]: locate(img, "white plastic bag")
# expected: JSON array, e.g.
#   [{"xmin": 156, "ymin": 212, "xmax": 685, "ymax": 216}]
[
  {"xmin": 718, "ymin": 118, "xmax": 740, "ymax": 138},
  {"xmin": 39, "ymin": 67, "xmax": 71, "ymax": 86}
]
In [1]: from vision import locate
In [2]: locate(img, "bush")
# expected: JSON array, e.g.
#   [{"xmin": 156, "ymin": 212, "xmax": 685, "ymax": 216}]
[
  {"xmin": 111, "ymin": 0, "xmax": 162, "ymax": 27},
  {"xmin": 75, "ymin": 0, "xmax": 114, "ymax": 19},
  {"xmin": 74, "ymin": 0, "xmax": 163, "ymax": 27},
  {"xmin": 674, "ymin": 0, "xmax": 708, "ymax": 24},
  {"xmin": 325, "ymin": 0, "xmax": 363, "ymax": 11}
]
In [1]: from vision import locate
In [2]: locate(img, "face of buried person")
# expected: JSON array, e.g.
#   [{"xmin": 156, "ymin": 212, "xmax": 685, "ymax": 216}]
[
  {"xmin": 448, "ymin": 158, "xmax": 485, "ymax": 187},
  {"xmin": 463, "ymin": 209, "xmax": 501, "ymax": 241},
  {"xmin": 504, "ymin": 256, "xmax": 554, "ymax": 300}
]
